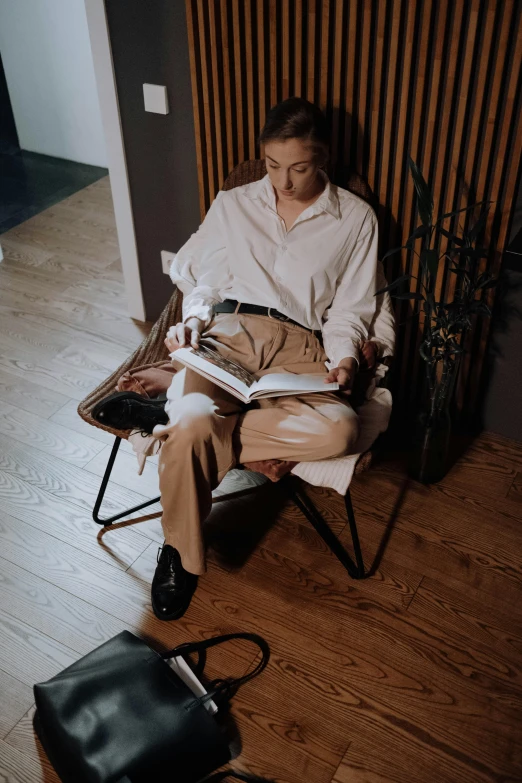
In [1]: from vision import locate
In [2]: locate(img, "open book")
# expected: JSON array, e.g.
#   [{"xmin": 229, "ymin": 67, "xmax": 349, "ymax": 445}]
[{"xmin": 172, "ymin": 343, "xmax": 339, "ymax": 403}]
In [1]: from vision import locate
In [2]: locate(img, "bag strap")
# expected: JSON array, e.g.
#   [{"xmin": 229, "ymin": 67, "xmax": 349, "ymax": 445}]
[
  {"xmin": 200, "ymin": 771, "xmax": 274, "ymax": 782},
  {"xmin": 164, "ymin": 633, "xmax": 270, "ymax": 703}
]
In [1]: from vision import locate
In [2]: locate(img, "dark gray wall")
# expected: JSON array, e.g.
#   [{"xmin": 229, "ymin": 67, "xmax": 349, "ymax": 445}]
[
  {"xmin": 481, "ymin": 255, "xmax": 522, "ymax": 443},
  {"xmin": 106, "ymin": 0, "xmax": 200, "ymax": 321},
  {"xmin": 0, "ymin": 50, "xmax": 19, "ymax": 154},
  {"xmin": 480, "ymin": 169, "xmax": 522, "ymax": 443}
]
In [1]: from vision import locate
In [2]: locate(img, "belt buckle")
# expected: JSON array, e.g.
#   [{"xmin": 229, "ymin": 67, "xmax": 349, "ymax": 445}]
[{"xmin": 268, "ymin": 307, "xmax": 288, "ymax": 322}]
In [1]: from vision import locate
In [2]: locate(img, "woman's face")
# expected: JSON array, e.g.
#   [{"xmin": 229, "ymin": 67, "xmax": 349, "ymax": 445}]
[{"xmin": 264, "ymin": 138, "xmax": 322, "ymax": 202}]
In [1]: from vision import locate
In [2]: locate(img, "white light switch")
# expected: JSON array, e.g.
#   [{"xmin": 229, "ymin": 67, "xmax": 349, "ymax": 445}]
[
  {"xmin": 161, "ymin": 250, "xmax": 177, "ymax": 275},
  {"xmin": 143, "ymin": 84, "xmax": 169, "ymax": 115}
]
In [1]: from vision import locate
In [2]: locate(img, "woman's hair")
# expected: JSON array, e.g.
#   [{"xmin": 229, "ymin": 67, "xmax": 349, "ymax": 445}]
[{"xmin": 258, "ymin": 97, "xmax": 330, "ymax": 162}]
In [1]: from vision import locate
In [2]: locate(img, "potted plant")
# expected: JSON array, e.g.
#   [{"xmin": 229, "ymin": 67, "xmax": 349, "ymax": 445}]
[{"xmin": 379, "ymin": 158, "xmax": 498, "ymax": 483}]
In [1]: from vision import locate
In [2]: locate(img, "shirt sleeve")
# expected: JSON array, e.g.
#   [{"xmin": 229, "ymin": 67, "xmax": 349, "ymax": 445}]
[
  {"xmin": 368, "ymin": 260, "xmax": 395, "ymax": 358},
  {"xmin": 169, "ymin": 192, "xmax": 228, "ymax": 326},
  {"xmin": 322, "ymin": 208, "xmax": 379, "ymax": 368}
]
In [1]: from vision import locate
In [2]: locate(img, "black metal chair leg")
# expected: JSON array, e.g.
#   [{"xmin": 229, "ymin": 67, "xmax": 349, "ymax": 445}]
[
  {"xmin": 285, "ymin": 478, "xmax": 365, "ymax": 579},
  {"xmin": 93, "ymin": 436, "xmax": 161, "ymax": 526},
  {"xmin": 344, "ymin": 489, "xmax": 365, "ymax": 578}
]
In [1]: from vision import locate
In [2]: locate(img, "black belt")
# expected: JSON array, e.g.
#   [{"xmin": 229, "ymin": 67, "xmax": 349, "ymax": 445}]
[{"xmin": 213, "ymin": 300, "xmax": 322, "ymax": 339}]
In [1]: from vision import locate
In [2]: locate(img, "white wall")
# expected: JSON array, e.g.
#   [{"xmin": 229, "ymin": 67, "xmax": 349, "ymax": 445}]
[{"xmin": 0, "ymin": 0, "xmax": 107, "ymax": 166}]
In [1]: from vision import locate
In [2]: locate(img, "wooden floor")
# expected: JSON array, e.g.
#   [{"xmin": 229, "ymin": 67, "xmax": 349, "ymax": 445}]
[{"xmin": 0, "ymin": 177, "xmax": 522, "ymax": 783}]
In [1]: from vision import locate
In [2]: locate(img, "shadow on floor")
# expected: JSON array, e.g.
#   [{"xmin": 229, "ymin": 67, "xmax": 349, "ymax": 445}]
[{"xmin": 205, "ymin": 478, "xmax": 288, "ymax": 571}]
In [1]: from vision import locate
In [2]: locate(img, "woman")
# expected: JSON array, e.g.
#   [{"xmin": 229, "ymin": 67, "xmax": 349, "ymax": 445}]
[{"xmin": 97, "ymin": 97, "xmax": 381, "ymax": 621}]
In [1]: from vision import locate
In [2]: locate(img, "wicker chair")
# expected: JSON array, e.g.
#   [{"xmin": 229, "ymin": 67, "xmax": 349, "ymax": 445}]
[{"xmin": 78, "ymin": 160, "xmax": 382, "ymax": 579}]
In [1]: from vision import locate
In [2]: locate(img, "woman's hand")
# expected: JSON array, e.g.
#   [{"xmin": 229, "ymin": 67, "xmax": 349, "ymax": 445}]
[
  {"xmin": 360, "ymin": 340, "xmax": 378, "ymax": 369},
  {"xmin": 164, "ymin": 318, "xmax": 205, "ymax": 352},
  {"xmin": 325, "ymin": 357, "xmax": 358, "ymax": 393}
]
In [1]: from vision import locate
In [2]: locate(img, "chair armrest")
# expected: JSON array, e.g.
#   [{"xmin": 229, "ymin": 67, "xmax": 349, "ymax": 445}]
[{"xmin": 77, "ymin": 287, "xmax": 183, "ymax": 438}]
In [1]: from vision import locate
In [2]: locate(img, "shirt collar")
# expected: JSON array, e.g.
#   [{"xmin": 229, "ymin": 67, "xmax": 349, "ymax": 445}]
[{"xmin": 245, "ymin": 170, "xmax": 341, "ymax": 220}]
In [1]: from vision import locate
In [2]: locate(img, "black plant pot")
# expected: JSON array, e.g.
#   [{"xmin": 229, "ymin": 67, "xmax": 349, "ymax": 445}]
[{"xmin": 409, "ymin": 409, "xmax": 452, "ymax": 484}]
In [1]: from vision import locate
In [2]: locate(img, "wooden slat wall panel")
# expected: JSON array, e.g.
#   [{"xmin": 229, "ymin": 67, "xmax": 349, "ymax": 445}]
[{"xmin": 185, "ymin": 0, "xmax": 522, "ymax": 420}]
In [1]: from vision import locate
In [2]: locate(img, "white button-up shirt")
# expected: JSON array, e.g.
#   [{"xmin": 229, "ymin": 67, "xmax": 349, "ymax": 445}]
[{"xmin": 170, "ymin": 173, "xmax": 379, "ymax": 368}]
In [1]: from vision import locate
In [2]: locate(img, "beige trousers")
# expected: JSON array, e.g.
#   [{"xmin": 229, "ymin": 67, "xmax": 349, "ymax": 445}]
[{"xmin": 157, "ymin": 313, "xmax": 359, "ymax": 574}]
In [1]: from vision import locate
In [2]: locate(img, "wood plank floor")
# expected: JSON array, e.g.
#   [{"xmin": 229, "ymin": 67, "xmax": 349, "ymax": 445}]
[{"xmin": 0, "ymin": 177, "xmax": 521, "ymax": 783}]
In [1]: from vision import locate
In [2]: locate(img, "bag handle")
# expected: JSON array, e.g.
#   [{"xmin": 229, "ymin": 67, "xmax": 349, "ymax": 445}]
[
  {"xmin": 164, "ymin": 633, "xmax": 270, "ymax": 703},
  {"xmin": 200, "ymin": 771, "xmax": 274, "ymax": 782}
]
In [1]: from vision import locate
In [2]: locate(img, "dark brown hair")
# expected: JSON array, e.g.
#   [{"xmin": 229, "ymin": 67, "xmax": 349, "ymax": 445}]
[{"xmin": 258, "ymin": 97, "xmax": 330, "ymax": 162}]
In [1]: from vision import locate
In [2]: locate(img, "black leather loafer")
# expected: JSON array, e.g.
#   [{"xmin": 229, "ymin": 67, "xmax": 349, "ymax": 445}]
[
  {"xmin": 92, "ymin": 391, "xmax": 168, "ymax": 433},
  {"xmin": 151, "ymin": 545, "xmax": 198, "ymax": 621}
]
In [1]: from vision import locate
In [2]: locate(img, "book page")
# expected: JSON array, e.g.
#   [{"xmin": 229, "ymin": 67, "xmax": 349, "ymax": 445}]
[
  {"xmin": 173, "ymin": 346, "xmax": 253, "ymax": 399},
  {"xmin": 193, "ymin": 344, "xmax": 256, "ymax": 386},
  {"xmin": 251, "ymin": 372, "xmax": 339, "ymax": 395}
]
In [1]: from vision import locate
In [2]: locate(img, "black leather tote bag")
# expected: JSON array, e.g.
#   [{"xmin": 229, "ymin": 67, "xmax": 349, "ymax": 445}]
[{"xmin": 33, "ymin": 631, "xmax": 270, "ymax": 783}]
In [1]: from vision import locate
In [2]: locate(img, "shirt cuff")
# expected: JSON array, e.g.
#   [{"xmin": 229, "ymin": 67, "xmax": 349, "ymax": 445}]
[
  {"xmin": 182, "ymin": 300, "xmax": 214, "ymax": 328},
  {"xmin": 332, "ymin": 341, "xmax": 360, "ymax": 369}
]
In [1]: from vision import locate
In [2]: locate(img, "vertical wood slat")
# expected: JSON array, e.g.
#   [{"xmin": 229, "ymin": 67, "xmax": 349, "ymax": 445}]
[
  {"xmin": 208, "ymin": 0, "xmax": 224, "ymax": 190},
  {"xmin": 367, "ymin": 0, "xmax": 387, "ymax": 195},
  {"xmin": 307, "ymin": 0, "xmax": 316, "ymax": 103},
  {"xmin": 294, "ymin": 0, "xmax": 303, "ymax": 96},
  {"xmin": 424, "ymin": 0, "xmax": 450, "ymax": 189},
  {"xmin": 343, "ymin": 0, "xmax": 358, "ymax": 182},
  {"xmin": 196, "ymin": 0, "xmax": 215, "ymax": 204},
  {"xmin": 429, "ymin": 0, "xmax": 466, "ymax": 311},
  {"xmin": 282, "ymin": 0, "xmax": 290, "ymax": 100},
  {"xmin": 232, "ymin": 0, "xmax": 245, "ymax": 165},
  {"xmin": 184, "ymin": 0, "xmax": 522, "ymax": 421},
  {"xmin": 377, "ymin": 0, "xmax": 402, "ymax": 233},
  {"xmin": 245, "ymin": 0, "xmax": 257, "ymax": 159},
  {"xmin": 329, "ymin": 0, "xmax": 345, "ymax": 171},
  {"xmin": 184, "ymin": 0, "xmax": 206, "ymax": 219},
  {"xmin": 388, "ymin": 0, "xmax": 416, "ymax": 267},
  {"xmin": 220, "ymin": 0, "xmax": 235, "ymax": 174},
  {"xmin": 270, "ymin": 0, "xmax": 278, "ymax": 106},
  {"xmin": 398, "ymin": 0, "xmax": 432, "ymax": 396},
  {"xmin": 257, "ymin": 0, "xmax": 267, "ymax": 133},
  {"xmin": 356, "ymin": 0, "xmax": 373, "ymax": 175},
  {"xmin": 319, "ymin": 0, "xmax": 330, "ymax": 111},
  {"xmin": 437, "ymin": 0, "xmax": 480, "ymax": 289}
]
